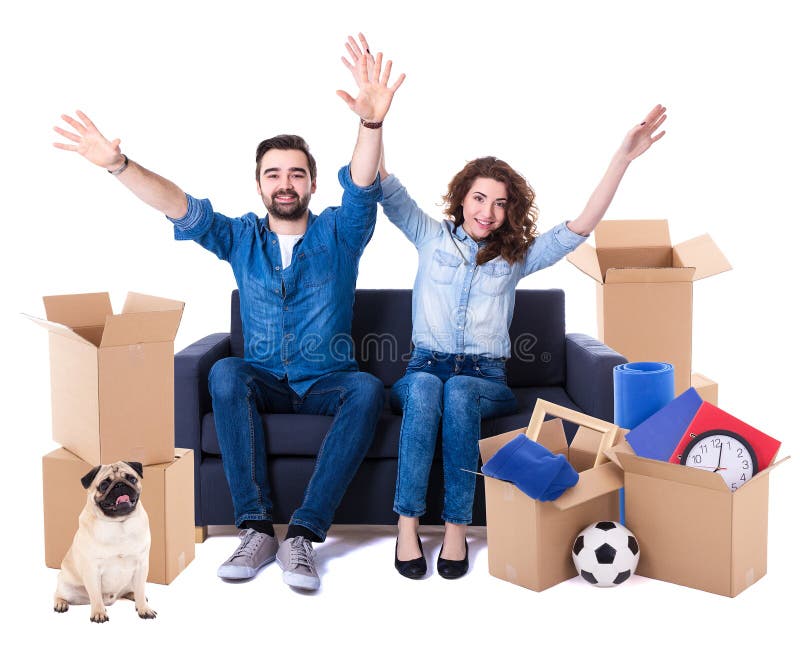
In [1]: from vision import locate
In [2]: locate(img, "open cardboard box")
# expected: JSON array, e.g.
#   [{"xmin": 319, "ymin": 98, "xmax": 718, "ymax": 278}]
[
  {"xmin": 42, "ymin": 447, "xmax": 195, "ymax": 585},
  {"xmin": 26, "ymin": 292, "xmax": 184, "ymax": 465},
  {"xmin": 568, "ymin": 220, "xmax": 731, "ymax": 394},
  {"xmin": 608, "ymin": 390, "xmax": 787, "ymax": 597},
  {"xmin": 478, "ymin": 400, "xmax": 625, "ymax": 592}
]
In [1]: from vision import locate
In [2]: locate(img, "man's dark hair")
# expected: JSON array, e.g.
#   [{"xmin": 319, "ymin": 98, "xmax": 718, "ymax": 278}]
[{"xmin": 255, "ymin": 135, "xmax": 317, "ymax": 182}]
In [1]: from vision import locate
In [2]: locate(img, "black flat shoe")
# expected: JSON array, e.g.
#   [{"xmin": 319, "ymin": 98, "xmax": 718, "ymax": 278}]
[
  {"xmin": 437, "ymin": 540, "xmax": 469, "ymax": 579},
  {"xmin": 395, "ymin": 535, "xmax": 427, "ymax": 579}
]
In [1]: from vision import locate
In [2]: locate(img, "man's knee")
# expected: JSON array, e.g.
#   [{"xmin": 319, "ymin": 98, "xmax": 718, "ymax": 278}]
[
  {"xmin": 208, "ymin": 357, "xmax": 250, "ymax": 403},
  {"xmin": 345, "ymin": 372, "xmax": 385, "ymax": 412}
]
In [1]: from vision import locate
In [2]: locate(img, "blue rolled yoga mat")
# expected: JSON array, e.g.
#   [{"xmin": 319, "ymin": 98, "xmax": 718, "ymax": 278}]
[
  {"xmin": 613, "ymin": 362, "xmax": 675, "ymax": 523},
  {"xmin": 614, "ymin": 362, "xmax": 675, "ymax": 430}
]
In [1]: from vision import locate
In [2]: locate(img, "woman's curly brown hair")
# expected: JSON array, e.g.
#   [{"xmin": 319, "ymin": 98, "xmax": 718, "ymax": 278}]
[{"xmin": 443, "ymin": 156, "xmax": 538, "ymax": 266}]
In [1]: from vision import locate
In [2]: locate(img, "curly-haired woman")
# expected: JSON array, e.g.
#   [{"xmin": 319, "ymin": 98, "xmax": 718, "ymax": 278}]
[{"xmin": 342, "ymin": 35, "xmax": 666, "ymax": 580}]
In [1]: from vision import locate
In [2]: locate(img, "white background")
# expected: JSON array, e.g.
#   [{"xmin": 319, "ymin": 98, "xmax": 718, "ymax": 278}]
[{"xmin": 1, "ymin": 0, "xmax": 797, "ymax": 663}]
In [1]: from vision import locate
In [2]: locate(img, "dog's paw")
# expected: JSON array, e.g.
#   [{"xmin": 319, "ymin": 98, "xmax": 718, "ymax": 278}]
[
  {"xmin": 90, "ymin": 608, "xmax": 109, "ymax": 623},
  {"xmin": 54, "ymin": 598, "xmax": 69, "ymax": 613},
  {"xmin": 137, "ymin": 605, "xmax": 157, "ymax": 620}
]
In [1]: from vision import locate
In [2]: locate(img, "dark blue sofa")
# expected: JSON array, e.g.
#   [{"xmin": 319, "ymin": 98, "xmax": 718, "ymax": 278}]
[{"xmin": 175, "ymin": 289, "xmax": 625, "ymax": 539}]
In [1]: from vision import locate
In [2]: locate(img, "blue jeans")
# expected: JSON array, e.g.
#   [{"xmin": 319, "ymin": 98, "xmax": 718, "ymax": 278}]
[
  {"xmin": 390, "ymin": 349, "xmax": 518, "ymax": 524},
  {"xmin": 209, "ymin": 357, "xmax": 384, "ymax": 540}
]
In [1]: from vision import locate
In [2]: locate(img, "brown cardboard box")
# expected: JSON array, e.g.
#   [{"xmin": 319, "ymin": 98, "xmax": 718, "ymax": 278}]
[
  {"xmin": 27, "ymin": 292, "xmax": 183, "ymax": 465},
  {"xmin": 42, "ymin": 447, "xmax": 195, "ymax": 585},
  {"xmin": 609, "ymin": 440, "xmax": 788, "ymax": 597},
  {"xmin": 478, "ymin": 401, "xmax": 624, "ymax": 592},
  {"xmin": 568, "ymin": 220, "xmax": 731, "ymax": 394},
  {"xmin": 691, "ymin": 372, "xmax": 718, "ymax": 405}
]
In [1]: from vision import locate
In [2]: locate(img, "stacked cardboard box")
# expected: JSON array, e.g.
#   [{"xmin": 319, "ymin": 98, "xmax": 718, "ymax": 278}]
[
  {"xmin": 567, "ymin": 220, "xmax": 731, "ymax": 394},
  {"xmin": 30, "ymin": 292, "xmax": 194, "ymax": 585}
]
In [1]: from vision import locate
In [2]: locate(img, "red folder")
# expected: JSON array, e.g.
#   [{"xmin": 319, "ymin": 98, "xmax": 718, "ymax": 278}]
[{"xmin": 669, "ymin": 402, "xmax": 781, "ymax": 473}]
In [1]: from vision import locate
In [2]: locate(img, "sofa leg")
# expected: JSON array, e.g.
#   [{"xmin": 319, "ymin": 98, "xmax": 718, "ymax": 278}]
[{"xmin": 195, "ymin": 526, "xmax": 208, "ymax": 543}]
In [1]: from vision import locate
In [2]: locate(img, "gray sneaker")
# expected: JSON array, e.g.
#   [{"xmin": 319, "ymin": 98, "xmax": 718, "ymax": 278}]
[
  {"xmin": 217, "ymin": 529, "xmax": 278, "ymax": 580},
  {"xmin": 276, "ymin": 536, "xmax": 320, "ymax": 590}
]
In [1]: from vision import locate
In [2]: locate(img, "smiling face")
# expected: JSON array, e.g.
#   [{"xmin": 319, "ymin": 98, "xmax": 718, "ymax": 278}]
[
  {"xmin": 256, "ymin": 148, "xmax": 317, "ymax": 221},
  {"xmin": 460, "ymin": 177, "xmax": 508, "ymax": 241}
]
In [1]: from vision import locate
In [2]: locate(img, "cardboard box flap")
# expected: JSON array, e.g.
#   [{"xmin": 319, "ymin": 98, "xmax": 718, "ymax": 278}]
[
  {"xmin": 616, "ymin": 451, "xmax": 729, "ymax": 492},
  {"xmin": 123, "ymin": 292, "xmax": 185, "ymax": 315},
  {"xmin": 749, "ymin": 456, "xmax": 790, "ymax": 484},
  {"xmin": 551, "ymin": 462, "xmax": 623, "ymax": 511},
  {"xmin": 595, "ymin": 219, "xmax": 672, "ymax": 249},
  {"xmin": 100, "ymin": 310, "xmax": 182, "ymax": 347},
  {"xmin": 604, "ymin": 267, "xmax": 696, "ymax": 284},
  {"xmin": 478, "ymin": 428, "xmax": 526, "ymax": 462},
  {"xmin": 22, "ymin": 314, "xmax": 96, "ymax": 347},
  {"xmin": 566, "ymin": 243, "xmax": 603, "ymax": 283},
  {"xmin": 673, "ymin": 234, "xmax": 732, "ymax": 281},
  {"xmin": 43, "ymin": 292, "xmax": 112, "ymax": 328},
  {"xmin": 537, "ymin": 417, "xmax": 569, "ymax": 454},
  {"xmin": 570, "ymin": 425, "xmax": 604, "ymax": 456}
]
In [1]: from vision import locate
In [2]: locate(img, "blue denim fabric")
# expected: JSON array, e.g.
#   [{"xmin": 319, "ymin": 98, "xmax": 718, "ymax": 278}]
[
  {"xmin": 380, "ymin": 173, "xmax": 586, "ymax": 358},
  {"xmin": 390, "ymin": 349, "xmax": 518, "ymax": 524},
  {"xmin": 170, "ymin": 166, "xmax": 382, "ymax": 397},
  {"xmin": 209, "ymin": 358, "xmax": 384, "ymax": 539}
]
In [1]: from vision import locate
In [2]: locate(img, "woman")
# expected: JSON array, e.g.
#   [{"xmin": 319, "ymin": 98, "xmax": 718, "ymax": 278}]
[{"xmin": 342, "ymin": 35, "xmax": 666, "ymax": 579}]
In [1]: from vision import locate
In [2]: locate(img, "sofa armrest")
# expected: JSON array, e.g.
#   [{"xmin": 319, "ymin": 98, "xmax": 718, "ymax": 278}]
[
  {"xmin": 564, "ymin": 333, "xmax": 626, "ymax": 422},
  {"xmin": 175, "ymin": 333, "xmax": 230, "ymax": 525}
]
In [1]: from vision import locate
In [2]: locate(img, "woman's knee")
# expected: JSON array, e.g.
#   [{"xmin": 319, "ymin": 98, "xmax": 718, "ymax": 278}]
[{"xmin": 395, "ymin": 372, "xmax": 444, "ymax": 412}]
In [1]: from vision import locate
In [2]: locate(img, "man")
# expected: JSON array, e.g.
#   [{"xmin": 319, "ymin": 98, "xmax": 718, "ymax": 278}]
[{"xmin": 53, "ymin": 48, "xmax": 405, "ymax": 591}]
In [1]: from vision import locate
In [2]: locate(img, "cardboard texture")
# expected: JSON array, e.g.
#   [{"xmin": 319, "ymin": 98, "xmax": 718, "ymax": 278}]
[
  {"xmin": 27, "ymin": 292, "xmax": 184, "ymax": 465},
  {"xmin": 42, "ymin": 447, "xmax": 195, "ymax": 585},
  {"xmin": 568, "ymin": 220, "xmax": 731, "ymax": 394},
  {"xmin": 691, "ymin": 372, "xmax": 718, "ymax": 405},
  {"xmin": 479, "ymin": 401, "xmax": 624, "ymax": 592},
  {"xmin": 614, "ymin": 448, "xmax": 788, "ymax": 597}
]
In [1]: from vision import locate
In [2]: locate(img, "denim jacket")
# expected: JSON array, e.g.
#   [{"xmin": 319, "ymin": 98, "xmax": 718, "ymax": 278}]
[
  {"xmin": 380, "ymin": 173, "xmax": 585, "ymax": 358},
  {"xmin": 169, "ymin": 165, "xmax": 382, "ymax": 396}
]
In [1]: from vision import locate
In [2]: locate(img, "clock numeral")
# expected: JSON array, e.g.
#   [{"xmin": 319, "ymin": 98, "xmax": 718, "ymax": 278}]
[
  {"xmin": 698, "ymin": 444, "xmax": 708, "ymax": 454},
  {"xmin": 731, "ymin": 483, "xmax": 738, "ymax": 490},
  {"xmin": 692, "ymin": 455, "xmax": 703, "ymax": 464},
  {"xmin": 742, "ymin": 460, "xmax": 749, "ymax": 470},
  {"xmin": 740, "ymin": 473, "xmax": 747, "ymax": 482},
  {"xmin": 737, "ymin": 448, "xmax": 743, "ymax": 458}
]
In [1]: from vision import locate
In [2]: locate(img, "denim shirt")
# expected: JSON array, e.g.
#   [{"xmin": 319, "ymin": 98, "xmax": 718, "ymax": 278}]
[
  {"xmin": 169, "ymin": 165, "xmax": 382, "ymax": 396},
  {"xmin": 380, "ymin": 173, "xmax": 586, "ymax": 358}
]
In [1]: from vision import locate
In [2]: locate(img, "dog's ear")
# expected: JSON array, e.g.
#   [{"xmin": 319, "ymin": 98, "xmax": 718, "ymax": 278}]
[
  {"xmin": 126, "ymin": 462, "xmax": 144, "ymax": 478},
  {"xmin": 81, "ymin": 466, "xmax": 102, "ymax": 489}
]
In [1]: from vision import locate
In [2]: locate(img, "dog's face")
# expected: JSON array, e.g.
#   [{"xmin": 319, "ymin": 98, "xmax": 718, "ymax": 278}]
[{"xmin": 80, "ymin": 461, "xmax": 144, "ymax": 519}]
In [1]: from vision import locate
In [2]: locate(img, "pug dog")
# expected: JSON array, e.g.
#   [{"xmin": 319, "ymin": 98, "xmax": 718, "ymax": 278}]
[{"xmin": 54, "ymin": 461, "xmax": 156, "ymax": 623}]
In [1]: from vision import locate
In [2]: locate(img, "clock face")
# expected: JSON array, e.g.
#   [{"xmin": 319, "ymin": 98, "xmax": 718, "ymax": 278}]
[{"xmin": 680, "ymin": 430, "xmax": 758, "ymax": 491}]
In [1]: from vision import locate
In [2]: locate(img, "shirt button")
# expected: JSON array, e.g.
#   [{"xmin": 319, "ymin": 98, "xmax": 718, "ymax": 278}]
[
  {"xmin": 284, "ymin": 306, "xmax": 289, "ymax": 311},
  {"xmin": 274, "ymin": 288, "xmax": 280, "ymax": 294},
  {"xmin": 272, "ymin": 240, "xmax": 276, "ymax": 245},
  {"xmin": 275, "ymin": 266, "xmax": 281, "ymax": 271}
]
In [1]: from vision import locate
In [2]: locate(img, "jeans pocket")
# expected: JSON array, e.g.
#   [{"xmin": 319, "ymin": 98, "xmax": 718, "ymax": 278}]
[
  {"xmin": 430, "ymin": 249, "xmax": 462, "ymax": 284},
  {"xmin": 474, "ymin": 362, "xmax": 507, "ymax": 382},
  {"xmin": 406, "ymin": 351, "xmax": 433, "ymax": 371}
]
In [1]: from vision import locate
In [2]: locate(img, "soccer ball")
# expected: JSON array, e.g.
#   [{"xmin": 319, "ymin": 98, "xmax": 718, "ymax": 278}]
[{"xmin": 571, "ymin": 521, "xmax": 640, "ymax": 587}]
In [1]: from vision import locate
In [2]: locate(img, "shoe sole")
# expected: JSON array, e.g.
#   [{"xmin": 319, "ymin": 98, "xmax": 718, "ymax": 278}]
[
  {"xmin": 281, "ymin": 570, "xmax": 320, "ymax": 590},
  {"xmin": 217, "ymin": 554, "xmax": 276, "ymax": 580},
  {"xmin": 276, "ymin": 555, "xmax": 320, "ymax": 590}
]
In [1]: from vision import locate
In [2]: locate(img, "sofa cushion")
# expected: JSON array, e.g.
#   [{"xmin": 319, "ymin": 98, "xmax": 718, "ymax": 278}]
[{"xmin": 200, "ymin": 385, "xmax": 580, "ymax": 458}]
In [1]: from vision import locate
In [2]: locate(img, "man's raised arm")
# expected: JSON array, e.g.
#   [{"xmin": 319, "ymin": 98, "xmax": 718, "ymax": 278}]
[
  {"xmin": 53, "ymin": 111, "xmax": 188, "ymax": 220},
  {"xmin": 336, "ymin": 36, "xmax": 405, "ymax": 187}
]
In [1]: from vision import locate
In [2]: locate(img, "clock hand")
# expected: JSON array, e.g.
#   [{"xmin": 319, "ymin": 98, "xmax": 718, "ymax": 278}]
[
  {"xmin": 693, "ymin": 465, "xmax": 727, "ymax": 471},
  {"xmin": 714, "ymin": 441, "xmax": 724, "ymax": 473}
]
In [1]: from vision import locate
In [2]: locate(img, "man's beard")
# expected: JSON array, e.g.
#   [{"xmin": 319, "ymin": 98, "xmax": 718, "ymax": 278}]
[{"xmin": 265, "ymin": 189, "xmax": 311, "ymax": 221}]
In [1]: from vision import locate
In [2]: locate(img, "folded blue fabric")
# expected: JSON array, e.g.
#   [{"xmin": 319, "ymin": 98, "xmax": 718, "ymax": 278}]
[{"xmin": 481, "ymin": 434, "xmax": 579, "ymax": 501}]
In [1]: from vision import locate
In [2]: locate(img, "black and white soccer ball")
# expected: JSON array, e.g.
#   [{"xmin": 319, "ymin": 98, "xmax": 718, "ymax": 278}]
[{"xmin": 572, "ymin": 521, "xmax": 640, "ymax": 587}]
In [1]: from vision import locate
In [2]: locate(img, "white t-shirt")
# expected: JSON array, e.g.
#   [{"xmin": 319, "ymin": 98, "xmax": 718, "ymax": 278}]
[{"xmin": 278, "ymin": 234, "xmax": 303, "ymax": 269}]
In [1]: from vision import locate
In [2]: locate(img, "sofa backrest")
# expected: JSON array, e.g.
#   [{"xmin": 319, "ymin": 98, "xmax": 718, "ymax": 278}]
[{"xmin": 230, "ymin": 288, "xmax": 566, "ymax": 387}]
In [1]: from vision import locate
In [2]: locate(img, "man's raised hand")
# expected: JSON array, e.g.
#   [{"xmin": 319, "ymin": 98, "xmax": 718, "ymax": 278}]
[
  {"xmin": 336, "ymin": 35, "xmax": 405, "ymax": 124},
  {"xmin": 53, "ymin": 111, "xmax": 125, "ymax": 171}
]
